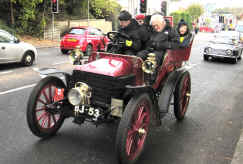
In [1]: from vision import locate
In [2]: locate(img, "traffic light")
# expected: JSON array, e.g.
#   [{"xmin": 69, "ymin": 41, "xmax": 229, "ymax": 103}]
[
  {"xmin": 140, "ymin": 0, "xmax": 147, "ymax": 13},
  {"xmin": 52, "ymin": 0, "xmax": 59, "ymax": 13},
  {"xmin": 161, "ymin": 1, "xmax": 167, "ymax": 16}
]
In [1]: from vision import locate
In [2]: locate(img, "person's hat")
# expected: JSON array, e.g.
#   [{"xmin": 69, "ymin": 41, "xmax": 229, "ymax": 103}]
[
  {"xmin": 178, "ymin": 19, "xmax": 187, "ymax": 27},
  {"xmin": 135, "ymin": 14, "xmax": 145, "ymax": 20},
  {"xmin": 118, "ymin": 10, "xmax": 132, "ymax": 21}
]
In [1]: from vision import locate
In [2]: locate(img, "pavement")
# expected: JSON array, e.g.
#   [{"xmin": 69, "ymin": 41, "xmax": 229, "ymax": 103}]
[
  {"xmin": 20, "ymin": 35, "xmax": 59, "ymax": 49},
  {"xmin": 21, "ymin": 33, "xmax": 243, "ymax": 164}
]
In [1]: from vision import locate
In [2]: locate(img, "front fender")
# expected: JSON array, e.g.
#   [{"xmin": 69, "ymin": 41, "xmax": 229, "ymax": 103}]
[
  {"xmin": 158, "ymin": 69, "xmax": 187, "ymax": 114},
  {"xmin": 124, "ymin": 85, "xmax": 161, "ymax": 126},
  {"xmin": 37, "ymin": 68, "xmax": 71, "ymax": 88}
]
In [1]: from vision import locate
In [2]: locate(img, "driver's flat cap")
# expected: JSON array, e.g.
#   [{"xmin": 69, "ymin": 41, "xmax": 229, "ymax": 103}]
[{"xmin": 118, "ymin": 10, "xmax": 132, "ymax": 21}]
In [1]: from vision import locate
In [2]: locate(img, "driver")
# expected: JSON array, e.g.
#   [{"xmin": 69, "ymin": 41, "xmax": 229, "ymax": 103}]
[
  {"xmin": 137, "ymin": 14, "xmax": 179, "ymax": 66},
  {"xmin": 117, "ymin": 10, "xmax": 142, "ymax": 55}
]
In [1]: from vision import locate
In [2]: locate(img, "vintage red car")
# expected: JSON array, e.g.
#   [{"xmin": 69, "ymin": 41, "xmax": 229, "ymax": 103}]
[
  {"xmin": 27, "ymin": 30, "xmax": 193, "ymax": 164},
  {"xmin": 60, "ymin": 26, "xmax": 109, "ymax": 55}
]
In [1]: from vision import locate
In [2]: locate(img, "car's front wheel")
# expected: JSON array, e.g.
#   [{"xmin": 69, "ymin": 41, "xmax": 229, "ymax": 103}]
[
  {"xmin": 61, "ymin": 49, "xmax": 69, "ymax": 54},
  {"xmin": 26, "ymin": 76, "xmax": 66, "ymax": 138},
  {"xmin": 116, "ymin": 93, "xmax": 152, "ymax": 164},
  {"xmin": 22, "ymin": 51, "xmax": 34, "ymax": 66},
  {"xmin": 231, "ymin": 58, "xmax": 237, "ymax": 64}
]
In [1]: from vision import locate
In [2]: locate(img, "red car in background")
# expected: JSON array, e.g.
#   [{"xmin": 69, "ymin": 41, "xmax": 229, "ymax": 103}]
[
  {"xmin": 199, "ymin": 26, "xmax": 214, "ymax": 33},
  {"xmin": 60, "ymin": 26, "xmax": 109, "ymax": 55}
]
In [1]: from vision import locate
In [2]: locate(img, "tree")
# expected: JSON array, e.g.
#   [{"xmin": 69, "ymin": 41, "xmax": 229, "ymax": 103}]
[
  {"xmin": 0, "ymin": 0, "xmax": 121, "ymax": 36},
  {"xmin": 10, "ymin": 0, "xmax": 16, "ymax": 26},
  {"xmin": 170, "ymin": 11, "xmax": 192, "ymax": 29},
  {"xmin": 90, "ymin": 0, "xmax": 121, "ymax": 20},
  {"xmin": 213, "ymin": 7, "xmax": 243, "ymax": 18},
  {"xmin": 186, "ymin": 4, "xmax": 204, "ymax": 22}
]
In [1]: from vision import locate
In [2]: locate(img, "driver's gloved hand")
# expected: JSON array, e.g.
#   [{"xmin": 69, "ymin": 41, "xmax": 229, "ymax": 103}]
[{"xmin": 125, "ymin": 40, "xmax": 133, "ymax": 47}]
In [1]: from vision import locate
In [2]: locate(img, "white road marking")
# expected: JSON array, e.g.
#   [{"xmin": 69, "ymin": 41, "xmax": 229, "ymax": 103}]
[
  {"xmin": 184, "ymin": 63, "xmax": 198, "ymax": 69},
  {"xmin": 0, "ymin": 71, "xmax": 13, "ymax": 75},
  {"xmin": 32, "ymin": 67, "xmax": 39, "ymax": 71},
  {"xmin": 52, "ymin": 61, "xmax": 68, "ymax": 65},
  {"xmin": 0, "ymin": 83, "xmax": 36, "ymax": 95}
]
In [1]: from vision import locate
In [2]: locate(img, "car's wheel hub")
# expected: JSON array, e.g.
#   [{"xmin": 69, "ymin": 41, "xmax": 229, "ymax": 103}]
[{"xmin": 26, "ymin": 55, "xmax": 32, "ymax": 62}]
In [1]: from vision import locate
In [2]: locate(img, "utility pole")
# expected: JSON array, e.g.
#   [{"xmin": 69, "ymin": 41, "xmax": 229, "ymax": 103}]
[{"xmin": 88, "ymin": 0, "xmax": 90, "ymax": 26}]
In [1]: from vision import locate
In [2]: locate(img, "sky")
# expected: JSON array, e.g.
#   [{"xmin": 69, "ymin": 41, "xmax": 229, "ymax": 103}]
[
  {"xmin": 118, "ymin": 0, "xmax": 243, "ymax": 13},
  {"xmin": 167, "ymin": 0, "xmax": 243, "ymax": 10}
]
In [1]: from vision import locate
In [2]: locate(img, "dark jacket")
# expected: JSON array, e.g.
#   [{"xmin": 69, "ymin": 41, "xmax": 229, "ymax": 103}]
[
  {"xmin": 118, "ymin": 19, "xmax": 142, "ymax": 53},
  {"xmin": 145, "ymin": 22, "xmax": 179, "ymax": 51},
  {"xmin": 176, "ymin": 20, "xmax": 193, "ymax": 48},
  {"xmin": 139, "ymin": 23, "xmax": 152, "ymax": 48}
]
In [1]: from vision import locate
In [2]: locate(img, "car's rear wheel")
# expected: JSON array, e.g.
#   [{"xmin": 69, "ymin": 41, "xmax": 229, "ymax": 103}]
[
  {"xmin": 61, "ymin": 49, "xmax": 69, "ymax": 54},
  {"xmin": 85, "ymin": 44, "xmax": 93, "ymax": 56},
  {"xmin": 116, "ymin": 93, "xmax": 152, "ymax": 164},
  {"xmin": 26, "ymin": 76, "xmax": 66, "ymax": 138},
  {"xmin": 22, "ymin": 51, "xmax": 34, "ymax": 66},
  {"xmin": 174, "ymin": 71, "xmax": 191, "ymax": 121}
]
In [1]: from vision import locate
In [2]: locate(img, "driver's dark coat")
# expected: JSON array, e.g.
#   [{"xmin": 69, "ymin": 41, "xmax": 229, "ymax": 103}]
[
  {"xmin": 137, "ymin": 22, "xmax": 179, "ymax": 66},
  {"xmin": 118, "ymin": 19, "xmax": 142, "ymax": 53},
  {"xmin": 145, "ymin": 24, "xmax": 179, "ymax": 50}
]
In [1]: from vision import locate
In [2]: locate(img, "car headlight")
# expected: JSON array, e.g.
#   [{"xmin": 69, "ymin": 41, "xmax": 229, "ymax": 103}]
[
  {"xmin": 67, "ymin": 82, "xmax": 92, "ymax": 106},
  {"xmin": 68, "ymin": 88, "xmax": 82, "ymax": 106},
  {"xmin": 204, "ymin": 47, "xmax": 212, "ymax": 54},
  {"xmin": 226, "ymin": 49, "xmax": 232, "ymax": 55}
]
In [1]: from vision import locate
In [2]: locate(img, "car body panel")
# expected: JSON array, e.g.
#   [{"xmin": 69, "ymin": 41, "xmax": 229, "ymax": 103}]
[
  {"xmin": 80, "ymin": 52, "xmax": 144, "ymax": 85},
  {"xmin": 76, "ymin": 56, "xmax": 133, "ymax": 77},
  {"xmin": 203, "ymin": 31, "xmax": 242, "ymax": 60},
  {"xmin": 60, "ymin": 27, "xmax": 109, "ymax": 53},
  {"xmin": 0, "ymin": 29, "xmax": 38, "ymax": 64}
]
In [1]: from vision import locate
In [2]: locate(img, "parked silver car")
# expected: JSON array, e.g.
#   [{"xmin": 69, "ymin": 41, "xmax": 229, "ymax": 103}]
[
  {"xmin": 203, "ymin": 31, "xmax": 243, "ymax": 64},
  {"xmin": 0, "ymin": 29, "xmax": 38, "ymax": 66}
]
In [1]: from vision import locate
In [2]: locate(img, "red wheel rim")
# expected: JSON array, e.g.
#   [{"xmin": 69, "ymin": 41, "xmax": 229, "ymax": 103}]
[
  {"xmin": 35, "ymin": 84, "xmax": 61, "ymax": 129},
  {"xmin": 179, "ymin": 75, "xmax": 190, "ymax": 115},
  {"xmin": 126, "ymin": 99, "xmax": 150, "ymax": 160}
]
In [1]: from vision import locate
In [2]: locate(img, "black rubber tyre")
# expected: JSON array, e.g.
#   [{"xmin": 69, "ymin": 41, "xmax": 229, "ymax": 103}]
[
  {"xmin": 61, "ymin": 49, "xmax": 69, "ymax": 54},
  {"xmin": 174, "ymin": 71, "xmax": 191, "ymax": 121},
  {"xmin": 239, "ymin": 50, "xmax": 242, "ymax": 60},
  {"xmin": 85, "ymin": 44, "xmax": 93, "ymax": 56},
  {"xmin": 203, "ymin": 55, "xmax": 209, "ymax": 61},
  {"xmin": 22, "ymin": 51, "xmax": 34, "ymax": 66},
  {"xmin": 231, "ymin": 58, "xmax": 237, "ymax": 64},
  {"xmin": 116, "ymin": 93, "xmax": 152, "ymax": 164},
  {"xmin": 26, "ymin": 76, "xmax": 66, "ymax": 138}
]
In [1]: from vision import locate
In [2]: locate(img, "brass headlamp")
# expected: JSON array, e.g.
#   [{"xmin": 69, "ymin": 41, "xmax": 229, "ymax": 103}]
[
  {"xmin": 142, "ymin": 53, "xmax": 157, "ymax": 74},
  {"xmin": 68, "ymin": 82, "xmax": 92, "ymax": 106}
]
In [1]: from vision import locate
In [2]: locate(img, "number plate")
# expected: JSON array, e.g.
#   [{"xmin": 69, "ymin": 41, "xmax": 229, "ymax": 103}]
[
  {"xmin": 67, "ymin": 38, "xmax": 77, "ymax": 42},
  {"xmin": 74, "ymin": 106, "xmax": 100, "ymax": 119}
]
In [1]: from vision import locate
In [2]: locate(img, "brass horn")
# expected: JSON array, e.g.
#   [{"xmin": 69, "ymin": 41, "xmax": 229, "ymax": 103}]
[{"xmin": 142, "ymin": 53, "xmax": 157, "ymax": 74}]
